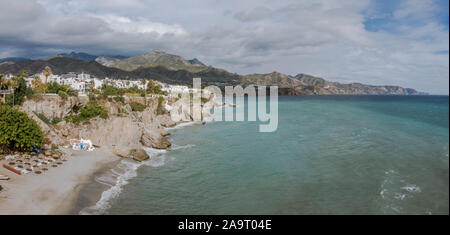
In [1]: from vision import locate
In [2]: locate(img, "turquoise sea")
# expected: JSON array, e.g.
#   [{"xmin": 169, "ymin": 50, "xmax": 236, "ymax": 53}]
[{"xmin": 84, "ymin": 95, "xmax": 449, "ymax": 215}]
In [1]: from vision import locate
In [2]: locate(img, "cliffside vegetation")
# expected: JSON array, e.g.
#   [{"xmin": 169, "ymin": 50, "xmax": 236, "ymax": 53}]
[
  {"xmin": 66, "ymin": 103, "xmax": 109, "ymax": 124},
  {"xmin": 0, "ymin": 105, "xmax": 44, "ymax": 153},
  {"xmin": 157, "ymin": 96, "xmax": 165, "ymax": 115},
  {"xmin": 129, "ymin": 102, "xmax": 147, "ymax": 112},
  {"xmin": 33, "ymin": 111, "xmax": 62, "ymax": 125}
]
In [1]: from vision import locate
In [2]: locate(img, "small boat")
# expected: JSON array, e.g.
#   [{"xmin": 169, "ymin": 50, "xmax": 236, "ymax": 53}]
[{"xmin": 0, "ymin": 174, "xmax": 9, "ymax": 180}]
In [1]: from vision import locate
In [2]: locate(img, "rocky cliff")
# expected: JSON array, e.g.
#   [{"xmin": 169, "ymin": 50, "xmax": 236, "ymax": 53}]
[
  {"xmin": 19, "ymin": 94, "xmax": 217, "ymax": 161},
  {"xmin": 240, "ymin": 72, "xmax": 425, "ymax": 95}
]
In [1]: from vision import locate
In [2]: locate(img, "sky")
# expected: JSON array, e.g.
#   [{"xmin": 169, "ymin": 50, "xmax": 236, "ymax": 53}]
[{"xmin": 0, "ymin": 0, "xmax": 448, "ymax": 94}]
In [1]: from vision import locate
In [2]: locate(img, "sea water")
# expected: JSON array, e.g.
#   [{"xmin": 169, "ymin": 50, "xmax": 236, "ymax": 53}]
[{"xmin": 90, "ymin": 95, "xmax": 449, "ymax": 215}]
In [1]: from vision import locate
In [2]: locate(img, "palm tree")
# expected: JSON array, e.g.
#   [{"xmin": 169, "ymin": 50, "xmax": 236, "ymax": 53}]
[
  {"xmin": 89, "ymin": 81, "xmax": 95, "ymax": 91},
  {"xmin": 42, "ymin": 66, "xmax": 52, "ymax": 84}
]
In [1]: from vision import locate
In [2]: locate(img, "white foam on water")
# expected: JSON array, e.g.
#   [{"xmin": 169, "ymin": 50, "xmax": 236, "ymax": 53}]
[
  {"xmin": 142, "ymin": 147, "xmax": 167, "ymax": 167},
  {"xmin": 170, "ymin": 143, "xmax": 195, "ymax": 150},
  {"xmin": 79, "ymin": 148, "xmax": 168, "ymax": 215},
  {"xmin": 80, "ymin": 115, "xmax": 207, "ymax": 215},
  {"xmin": 394, "ymin": 193, "xmax": 407, "ymax": 200},
  {"xmin": 79, "ymin": 158, "xmax": 142, "ymax": 215},
  {"xmin": 401, "ymin": 184, "xmax": 421, "ymax": 193},
  {"xmin": 95, "ymin": 174, "xmax": 117, "ymax": 187},
  {"xmin": 380, "ymin": 189, "xmax": 387, "ymax": 199},
  {"xmin": 165, "ymin": 121, "xmax": 201, "ymax": 130}
]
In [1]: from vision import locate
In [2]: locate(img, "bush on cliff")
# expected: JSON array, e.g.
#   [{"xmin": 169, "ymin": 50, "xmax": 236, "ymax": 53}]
[
  {"xmin": 113, "ymin": 96, "xmax": 125, "ymax": 104},
  {"xmin": 33, "ymin": 111, "xmax": 51, "ymax": 125},
  {"xmin": 68, "ymin": 103, "xmax": 109, "ymax": 124},
  {"xmin": 58, "ymin": 91, "xmax": 68, "ymax": 100},
  {"xmin": 129, "ymin": 102, "xmax": 146, "ymax": 112},
  {"xmin": 146, "ymin": 80, "xmax": 167, "ymax": 95},
  {"xmin": 0, "ymin": 105, "xmax": 44, "ymax": 152},
  {"xmin": 47, "ymin": 82, "xmax": 70, "ymax": 94},
  {"xmin": 66, "ymin": 88, "xmax": 78, "ymax": 97},
  {"xmin": 156, "ymin": 96, "xmax": 166, "ymax": 115}
]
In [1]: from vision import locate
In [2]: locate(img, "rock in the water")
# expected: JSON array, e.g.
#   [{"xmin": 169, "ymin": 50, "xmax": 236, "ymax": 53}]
[
  {"xmin": 156, "ymin": 115, "xmax": 176, "ymax": 128},
  {"xmin": 130, "ymin": 149, "xmax": 149, "ymax": 162},
  {"xmin": 112, "ymin": 146, "xmax": 132, "ymax": 158},
  {"xmin": 141, "ymin": 128, "xmax": 171, "ymax": 149},
  {"xmin": 156, "ymin": 128, "xmax": 170, "ymax": 137}
]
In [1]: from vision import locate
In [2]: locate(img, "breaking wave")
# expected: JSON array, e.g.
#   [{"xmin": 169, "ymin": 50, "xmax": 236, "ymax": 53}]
[{"xmin": 79, "ymin": 147, "xmax": 167, "ymax": 215}]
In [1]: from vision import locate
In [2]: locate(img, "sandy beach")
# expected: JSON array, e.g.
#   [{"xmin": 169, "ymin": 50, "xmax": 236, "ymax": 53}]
[{"xmin": 0, "ymin": 148, "xmax": 119, "ymax": 215}]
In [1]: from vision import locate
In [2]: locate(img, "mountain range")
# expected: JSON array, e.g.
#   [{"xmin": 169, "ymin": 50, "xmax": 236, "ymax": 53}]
[{"xmin": 0, "ymin": 50, "xmax": 425, "ymax": 95}]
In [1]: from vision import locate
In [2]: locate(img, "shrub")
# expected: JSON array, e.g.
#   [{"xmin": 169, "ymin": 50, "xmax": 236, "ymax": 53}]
[
  {"xmin": 88, "ymin": 93, "xmax": 97, "ymax": 104},
  {"xmin": 101, "ymin": 85, "xmax": 120, "ymax": 97},
  {"xmin": 157, "ymin": 96, "xmax": 165, "ymax": 115},
  {"xmin": 147, "ymin": 80, "xmax": 167, "ymax": 95},
  {"xmin": 129, "ymin": 102, "xmax": 146, "ymax": 112},
  {"xmin": 67, "ymin": 89, "xmax": 78, "ymax": 97},
  {"xmin": 0, "ymin": 105, "xmax": 44, "ymax": 152},
  {"xmin": 58, "ymin": 91, "xmax": 68, "ymax": 100},
  {"xmin": 51, "ymin": 117, "xmax": 62, "ymax": 125},
  {"xmin": 33, "ymin": 79, "xmax": 47, "ymax": 94},
  {"xmin": 34, "ymin": 112, "xmax": 51, "ymax": 125},
  {"xmin": 47, "ymin": 82, "xmax": 62, "ymax": 93},
  {"xmin": 69, "ymin": 103, "xmax": 109, "ymax": 124},
  {"xmin": 113, "ymin": 96, "xmax": 125, "ymax": 104},
  {"xmin": 47, "ymin": 82, "xmax": 71, "ymax": 94}
]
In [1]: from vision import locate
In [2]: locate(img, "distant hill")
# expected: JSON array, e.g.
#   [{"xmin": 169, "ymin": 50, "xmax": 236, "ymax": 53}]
[
  {"xmin": 57, "ymin": 52, "xmax": 98, "ymax": 61},
  {"xmin": 103, "ymin": 50, "xmax": 208, "ymax": 72},
  {"xmin": 57, "ymin": 52, "xmax": 129, "ymax": 62},
  {"xmin": 0, "ymin": 57, "xmax": 240, "ymax": 86},
  {"xmin": 188, "ymin": 58, "xmax": 206, "ymax": 66},
  {"xmin": 0, "ymin": 57, "xmax": 31, "ymax": 63},
  {"xmin": 0, "ymin": 52, "xmax": 425, "ymax": 95},
  {"xmin": 239, "ymin": 72, "xmax": 424, "ymax": 95}
]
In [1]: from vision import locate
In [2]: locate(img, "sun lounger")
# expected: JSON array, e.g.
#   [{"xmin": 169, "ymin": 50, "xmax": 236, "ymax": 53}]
[
  {"xmin": 3, "ymin": 164, "xmax": 22, "ymax": 175},
  {"xmin": 0, "ymin": 174, "xmax": 9, "ymax": 180}
]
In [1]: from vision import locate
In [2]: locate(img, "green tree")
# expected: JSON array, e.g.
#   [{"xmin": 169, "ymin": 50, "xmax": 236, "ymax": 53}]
[
  {"xmin": 32, "ymin": 76, "xmax": 47, "ymax": 94},
  {"xmin": 0, "ymin": 105, "xmax": 44, "ymax": 152},
  {"xmin": 42, "ymin": 66, "xmax": 52, "ymax": 84},
  {"xmin": 6, "ymin": 73, "xmax": 33, "ymax": 106}
]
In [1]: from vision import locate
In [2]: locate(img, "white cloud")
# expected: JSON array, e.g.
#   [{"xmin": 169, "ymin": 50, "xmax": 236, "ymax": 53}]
[
  {"xmin": 394, "ymin": 0, "xmax": 437, "ymax": 20},
  {"xmin": 92, "ymin": 14, "xmax": 186, "ymax": 35},
  {"xmin": 0, "ymin": 0, "xmax": 448, "ymax": 94}
]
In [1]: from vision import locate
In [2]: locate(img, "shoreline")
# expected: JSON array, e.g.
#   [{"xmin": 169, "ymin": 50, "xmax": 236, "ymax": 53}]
[
  {"xmin": 65, "ymin": 157, "xmax": 121, "ymax": 214},
  {"xmin": 0, "ymin": 148, "xmax": 119, "ymax": 215},
  {"xmin": 0, "ymin": 111, "xmax": 212, "ymax": 215},
  {"xmin": 72, "ymin": 121, "xmax": 203, "ymax": 215}
]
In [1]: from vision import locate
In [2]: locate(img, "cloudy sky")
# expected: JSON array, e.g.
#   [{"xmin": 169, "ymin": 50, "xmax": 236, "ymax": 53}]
[{"xmin": 0, "ymin": 0, "xmax": 448, "ymax": 94}]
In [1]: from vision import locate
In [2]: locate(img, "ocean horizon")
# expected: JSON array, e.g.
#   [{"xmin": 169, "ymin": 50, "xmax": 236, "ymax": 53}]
[{"xmin": 80, "ymin": 95, "xmax": 449, "ymax": 215}]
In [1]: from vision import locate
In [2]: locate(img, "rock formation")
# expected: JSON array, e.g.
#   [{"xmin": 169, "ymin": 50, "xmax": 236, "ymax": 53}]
[{"xmin": 19, "ymin": 93, "xmax": 218, "ymax": 162}]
